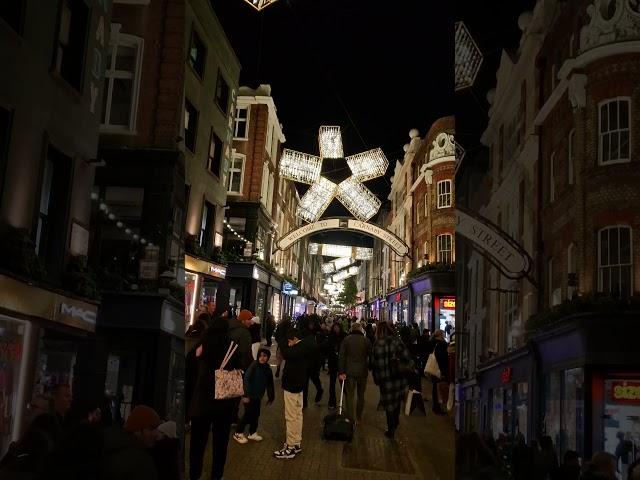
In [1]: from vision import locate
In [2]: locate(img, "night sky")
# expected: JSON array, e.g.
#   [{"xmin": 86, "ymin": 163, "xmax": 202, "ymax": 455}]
[
  {"xmin": 455, "ymin": 0, "xmax": 537, "ymax": 165},
  {"xmin": 213, "ymin": 0, "xmax": 454, "ymax": 248}
]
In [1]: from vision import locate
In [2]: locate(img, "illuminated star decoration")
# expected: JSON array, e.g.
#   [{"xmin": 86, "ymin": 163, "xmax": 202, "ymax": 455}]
[
  {"xmin": 278, "ymin": 126, "xmax": 388, "ymax": 222},
  {"xmin": 242, "ymin": 0, "xmax": 279, "ymax": 11},
  {"xmin": 455, "ymin": 21, "xmax": 483, "ymax": 91}
]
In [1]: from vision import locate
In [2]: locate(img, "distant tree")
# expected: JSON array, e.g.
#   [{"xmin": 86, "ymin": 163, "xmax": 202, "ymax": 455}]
[{"xmin": 337, "ymin": 277, "xmax": 358, "ymax": 307}]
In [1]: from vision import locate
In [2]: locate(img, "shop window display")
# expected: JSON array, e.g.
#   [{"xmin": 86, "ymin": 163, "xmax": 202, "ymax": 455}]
[
  {"xmin": 0, "ymin": 316, "xmax": 27, "ymax": 457},
  {"xmin": 604, "ymin": 378, "xmax": 640, "ymax": 478},
  {"xmin": 515, "ymin": 382, "xmax": 528, "ymax": 439},
  {"xmin": 492, "ymin": 388, "xmax": 504, "ymax": 439},
  {"xmin": 33, "ymin": 336, "xmax": 77, "ymax": 398},
  {"xmin": 563, "ymin": 368, "xmax": 584, "ymax": 458},
  {"xmin": 544, "ymin": 373, "xmax": 562, "ymax": 455}
]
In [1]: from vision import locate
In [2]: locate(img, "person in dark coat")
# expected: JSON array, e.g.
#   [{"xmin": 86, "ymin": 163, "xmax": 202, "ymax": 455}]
[
  {"xmin": 371, "ymin": 321, "xmax": 411, "ymax": 440},
  {"xmin": 327, "ymin": 323, "xmax": 346, "ymax": 409},
  {"xmin": 273, "ymin": 328, "xmax": 312, "ymax": 460},
  {"xmin": 550, "ymin": 449, "xmax": 580, "ymax": 480},
  {"xmin": 301, "ymin": 321, "xmax": 323, "ymax": 408},
  {"xmin": 531, "ymin": 435, "xmax": 559, "ymax": 480},
  {"xmin": 265, "ymin": 312, "xmax": 276, "ymax": 347},
  {"xmin": 338, "ymin": 322, "xmax": 371, "ymax": 424},
  {"xmin": 100, "ymin": 405, "xmax": 161, "ymax": 480},
  {"xmin": 188, "ymin": 314, "xmax": 241, "ymax": 480},
  {"xmin": 151, "ymin": 421, "xmax": 181, "ymax": 480},
  {"xmin": 429, "ymin": 330, "xmax": 449, "ymax": 414},
  {"xmin": 186, "ymin": 314, "xmax": 210, "ymax": 426},
  {"xmin": 274, "ymin": 316, "xmax": 292, "ymax": 378}
]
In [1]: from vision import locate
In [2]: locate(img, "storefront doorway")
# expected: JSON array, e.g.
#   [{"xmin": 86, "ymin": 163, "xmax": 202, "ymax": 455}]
[{"xmin": 604, "ymin": 378, "xmax": 640, "ymax": 478}]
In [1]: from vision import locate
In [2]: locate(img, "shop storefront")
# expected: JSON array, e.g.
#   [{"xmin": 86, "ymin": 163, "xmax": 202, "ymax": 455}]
[
  {"xmin": 225, "ymin": 262, "xmax": 282, "ymax": 323},
  {"xmin": 0, "ymin": 273, "xmax": 98, "ymax": 456},
  {"xmin": 387, "ymin": 287, "xmax": 411, "ymax": 325},
  {"xmin": 409, "ymin": 272, "xmax": 455, "ymax": 333},
  {"xmin": 477, "ymin": 347, "xmax": 533, "ymax": 441},
  {"xmin": 185, "ymin": 254, "xmax": 227, "ymax": 330}
]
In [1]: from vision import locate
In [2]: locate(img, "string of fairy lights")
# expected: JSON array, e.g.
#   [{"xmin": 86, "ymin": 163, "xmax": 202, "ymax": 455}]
[
  {"xmin": 222, "ymin": 218, "xmax": 248, "ymax": 243},
  {"xmin": 90, "ymin": 192, "xmax": 154, "ymax": 247}
]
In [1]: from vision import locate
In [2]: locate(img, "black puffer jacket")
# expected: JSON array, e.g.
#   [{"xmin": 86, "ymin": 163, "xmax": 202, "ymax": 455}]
[{"xmin": 280, "ymin": 337, "xmax": 314, "ymax": 393}]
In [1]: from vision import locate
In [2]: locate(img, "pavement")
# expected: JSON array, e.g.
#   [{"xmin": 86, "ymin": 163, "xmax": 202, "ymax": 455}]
[{"xmin": 186, "ymin": 343, "xmax": 455, "ymax": 480}]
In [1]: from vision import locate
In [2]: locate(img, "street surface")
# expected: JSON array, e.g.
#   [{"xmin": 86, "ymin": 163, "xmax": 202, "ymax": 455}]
[{"xmin": 186, "ymin": 344, "xmax": 455, "ymax": 480}]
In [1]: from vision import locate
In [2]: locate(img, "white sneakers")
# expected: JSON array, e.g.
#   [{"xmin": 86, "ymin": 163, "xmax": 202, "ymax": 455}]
[{"xmin": 233, "ymin": 432, "xmax": 263, "ymax": 444}]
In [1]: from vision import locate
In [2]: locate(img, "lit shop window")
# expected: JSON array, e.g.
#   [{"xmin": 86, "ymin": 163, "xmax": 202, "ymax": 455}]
[{"xmin": 101, "ymin": 33, "xmax": 143, "ymax": 132}]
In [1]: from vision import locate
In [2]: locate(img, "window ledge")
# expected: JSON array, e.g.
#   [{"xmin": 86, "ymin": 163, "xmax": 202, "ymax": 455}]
[{"xmin": 100, "ymin": 127, "xmax": 138, "ymax": 136}]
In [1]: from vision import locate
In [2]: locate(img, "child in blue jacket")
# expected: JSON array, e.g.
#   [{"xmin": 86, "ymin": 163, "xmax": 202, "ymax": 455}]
[{"xmin": 233, "ymin": 348, "xmax": 275, "ymax": 443}]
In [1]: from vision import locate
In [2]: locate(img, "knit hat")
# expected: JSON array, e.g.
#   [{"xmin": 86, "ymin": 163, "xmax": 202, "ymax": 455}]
[
  {"xmin": 124, "ymin": 405, "xmax": 161, "ymax": 432},
  {"xmin": 237, "ymin": 309, "xmax": 254, "ymax": 323},
  {"xmin": 157, "ymin": 420, "xmax": 177, "ymax": 439}
]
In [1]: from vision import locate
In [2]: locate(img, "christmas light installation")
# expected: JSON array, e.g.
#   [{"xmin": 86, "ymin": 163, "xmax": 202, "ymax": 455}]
[
  {"xmin": 455, "ymin": 21, "xmax": 483, "ymax": 91},
  {"xmin": 278, "ymin": 126, "xmax": 389, "ymax": 223},
  {"xmin": 308, "ymin": 243, "xmax": 374, "ymax": 260},
  {"xmin": 241, "ymin": 0, "xmax": 279, "ymax": 12}
]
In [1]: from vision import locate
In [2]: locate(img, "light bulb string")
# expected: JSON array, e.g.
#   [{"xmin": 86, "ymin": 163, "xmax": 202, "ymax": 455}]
[{"xmin": 91, "ymin": 193, "xmax": 152, "ymax": 247}]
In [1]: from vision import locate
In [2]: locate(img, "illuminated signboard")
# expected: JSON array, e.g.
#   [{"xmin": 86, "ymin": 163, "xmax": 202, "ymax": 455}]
[
  {"xmin": 442, "ymin": 298, "xmax": 456, "ymax": 309},
  {"xmin": 611, "ymin": 381, "xmax": 640, "ymax": 405},
  {"xmin": 501, "ymin": 367, "xmax": 513, "ymax": 384}
]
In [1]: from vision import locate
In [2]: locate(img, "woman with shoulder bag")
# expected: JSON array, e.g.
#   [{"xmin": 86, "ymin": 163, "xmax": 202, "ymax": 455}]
[
  {"xmin": 371, "ymin": 322, "xmax": 412, "ymax": 440},
  {"xmin": 425, "ymin": 330, "xmax": 449, "ymax": 414},
  {"xmin": 188, "ymin": 300, "xmax": 242, "ymax": 480}
]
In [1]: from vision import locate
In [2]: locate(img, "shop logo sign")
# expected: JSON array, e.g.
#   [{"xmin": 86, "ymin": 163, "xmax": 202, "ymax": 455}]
[
  {"xmin": 501, "ymin": 367, "xmax": 513, "ymax": 384},
  {"xmin": 60, "ymin": 303, "xmax": 97, "ymax": 325},
  {"xmin": 442, "ymin": 298, "xmax": 456, "ymax": 309},
  {"xmin": 611, "ymin": 381, "xmax": 640, "ymax": 404}
]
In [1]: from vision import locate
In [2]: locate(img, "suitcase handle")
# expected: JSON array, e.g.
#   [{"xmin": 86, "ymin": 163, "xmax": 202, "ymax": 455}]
[{"xmin": 338, "ymin": 378, "xmax": 345, "ymax": 415}]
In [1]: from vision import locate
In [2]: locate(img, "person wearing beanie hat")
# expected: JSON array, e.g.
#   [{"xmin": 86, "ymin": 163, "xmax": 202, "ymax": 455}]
[
  {"xmin": 233, "ymin": 347, "xmax": 274, "ymax": 445},
  {"xmin": 151, "ymin": 421, "xmax": 181, "ymax": 480},
  {"xmin": 101, "ymin": 404, "xmax": 160, "ymax": 480}
]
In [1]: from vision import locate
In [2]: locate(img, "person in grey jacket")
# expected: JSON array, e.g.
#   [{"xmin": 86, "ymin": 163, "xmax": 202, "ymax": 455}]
[{"xmin": 338, "ymin": 322, "xmax": 371, "ymax": 424}]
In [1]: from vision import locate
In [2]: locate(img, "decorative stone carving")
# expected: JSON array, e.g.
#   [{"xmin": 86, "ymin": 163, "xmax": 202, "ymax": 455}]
[
  {"xmin": 429, "ymin": 132, "xmax": 456, "ymax": 162},
  {"xmin": 579, "ymin": 0, "xmax": 640, "ymax": 53},
  {"xmin": 568, "ymin": 74, "xmax": 588, "ymax": 110},
  {"xmin": 424, "ymin": 169, "xmax": 433, "ymax": 185}
]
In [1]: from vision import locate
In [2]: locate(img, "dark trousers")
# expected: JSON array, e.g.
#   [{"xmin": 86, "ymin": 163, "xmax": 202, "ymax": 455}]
[
  {"xmin": 431, "ymin": 376, "xmax": 442, "ymax": 412},
  {"xmin": 328, "ymin": 356, "xmax": 338, "ymax": 407},
  {"xmin": 303, "ymin": 367, "xmax": 323, "ymax": 406},
  {"xmin": 230, "ymin": 397, "xmax": 241, "ymax": 423},
  {"xmin": 189, "ymin": 404, "xmax": 233, "ymax": 480},
  {"xmin": 386, "ymin": 406, "xmax": 401, "ymax": 433},
  {"xmin": 236, "ymin": 399, "xmax": 262, "ymax": 435}
]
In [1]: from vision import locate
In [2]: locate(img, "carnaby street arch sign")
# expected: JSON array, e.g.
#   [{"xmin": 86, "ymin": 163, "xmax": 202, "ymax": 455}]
[
  {"xmin": 275, "ymin": 218, "xmax": 410, "ymax": 257},
  {"xmin": 456, "ymin": 205, "xmax": 533, "ymax": 281}
]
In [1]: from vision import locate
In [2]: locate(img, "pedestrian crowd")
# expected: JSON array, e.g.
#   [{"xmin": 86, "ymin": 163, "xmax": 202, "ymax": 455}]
[
  {"xmin": 456, "ymin": 430, "xmax": 640, "ymax": 480},
  {"xmin": 0, "ymin": 384, "xmax": 181, "ymax": 480},
  {"xmin": 185, "ymin": 296, "xmax": 454, "ymax": 480}
]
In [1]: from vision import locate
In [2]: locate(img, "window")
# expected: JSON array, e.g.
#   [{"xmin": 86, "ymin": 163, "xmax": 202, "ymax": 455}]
[
  {"xmin": 437, "ymin": 234, "xmax": 452, "ymax": 263},
  {"xmin": 36, "ymin": 147, "xmax": 72, "ymax": 279},
  {"xmin": 199, "ymin": 200, "xmax": 215, "ymax": 253},
  {"xmin": 53, "ymin": 0, "xmax": 89, "ymax": 90},
  {"xmin": 599, "ymin": 98, "xmax": 630, "ymax": 164},
  {"xmin": 0, "ymin": 107, "xmax": 12, "ymax": 201},
  {"xmin": 568, "ymin": 130, "xmax": 575, "ymax": 185},
  {"xmin": 567, "ymin": 243, "xmax": 576, "ymax": 299},
  {"xmin": 207, "ymin": 129, "xmax": 222, "ymax": 177},
  {"xmin": 101, "ymin": 33, "xmax": 143, "ymax": 132},
  {"xmin": 184, "ymin": 100, "xmax": 198, "ymax": 153},
  {"xmin": 416, "ymin": 200, "xmax": 420, "ymax": 225},
  {"xmin": 0, "ymin": 0, "xmax": 25, "ymax": 33},
  {"xmin": 234, "ymin": 106, "xmax": 249, "ymax": 139},
  {"xmin": 228, "ymin": 153, "xmax": 245, "ymax": 194},
  {"xmin": 215, "ymin": 70, "xmax": 229, "ymax": 114},
  {"xmin": 598, "ymin": 226, "xmax": 632, "ymax": 298},
  {"xmin": 550, "ymin": 152, "xmax": 555, "ymax": 202},
  {"xmin": 188, "ymin": 28, "xmax": 206, "ymax": 78},
  {"xmin": 260, "ymin": 162, "xmax": 269, "ymax": 206},
  {"xmin": 437, "ymin": 180, "xmax": 452, "ymax": 208},
  {"xmin": 424, "ymin": 192, "xmax": 428, "ymax": 216},
  {"xmin": 548, "ymin": 258, "xmax": 553, "ymax": 307}
]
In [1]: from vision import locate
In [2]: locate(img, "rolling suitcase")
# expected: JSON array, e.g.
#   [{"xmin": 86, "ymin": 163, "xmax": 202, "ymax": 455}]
[{"xmin": 322, "ymin": 380, "xmax": 354, "ymax": 441}]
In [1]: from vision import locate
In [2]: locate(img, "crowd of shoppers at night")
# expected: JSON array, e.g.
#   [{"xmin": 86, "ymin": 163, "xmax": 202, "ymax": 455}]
[{"xmin": 185, "ymin": 283, "xmax": 456, "ymax": 479}]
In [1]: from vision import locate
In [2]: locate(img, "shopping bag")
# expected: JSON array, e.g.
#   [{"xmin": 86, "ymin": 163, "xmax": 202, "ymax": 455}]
[
  {"xmin": 214, "ymin": 342, "xmax": 244, "ymax": 400},
  {"xmin": 424, "ymin": 352, "xmax": 441, "ymax": 379},
  {"xmin": 447, "ymin": 383, "xmax": 454, "ymax": 411}
]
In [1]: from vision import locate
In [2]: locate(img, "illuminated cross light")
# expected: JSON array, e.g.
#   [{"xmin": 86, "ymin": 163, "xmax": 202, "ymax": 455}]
[
  {"xmin": 355, "ymin": 247, "xmax": 373, "ymax": 260},
  {"xmin": 455, "ymin": 21, "xmax": 483, "ymax": 91},
  {"xmin": 322, "ymin": 263, "xmax": 336, "ymax": 274},
  {"xmin": 308, "ymin": 243, "xmax": 319, "ymax": 255},
  {"xmin": 242, "ymin": 0, "xmax": 279, "ymax": 11},
  {"xmin": 278, "ymin": 126, "xmax": 388, "ymax": 223},
  {"xmin": 321, "ymin": 244, "xmax": 353, "ymax": 258},
  {"xmin": 333, "ymin": 257, "xmax": 354, "ymax": 270}
]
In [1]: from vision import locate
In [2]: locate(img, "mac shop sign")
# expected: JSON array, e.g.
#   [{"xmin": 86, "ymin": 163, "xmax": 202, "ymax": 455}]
[{"xmin": 59, "ymin": 302, "xmax": 97, "ymax": 325}]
